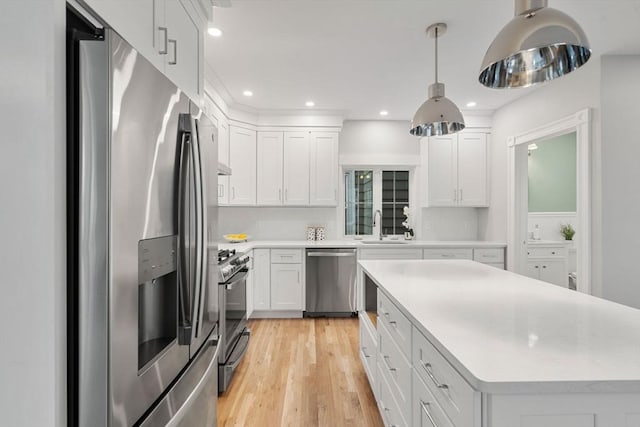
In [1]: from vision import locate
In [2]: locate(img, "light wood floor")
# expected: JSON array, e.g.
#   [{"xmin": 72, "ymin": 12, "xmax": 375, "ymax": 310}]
[{"xmin": 218, "ymin": 318, "xmax": 384, "ymax": 427}]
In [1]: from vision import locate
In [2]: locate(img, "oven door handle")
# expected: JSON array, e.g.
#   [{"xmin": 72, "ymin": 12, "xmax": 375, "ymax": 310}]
[{"xmin": 223, "ymin": 268, "xmax": 249, "ymax": 290}]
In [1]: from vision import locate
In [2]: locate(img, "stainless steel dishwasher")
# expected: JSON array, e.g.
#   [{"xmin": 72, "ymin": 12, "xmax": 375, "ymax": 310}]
[{"xmin": 304, "ymin": 248, "xmax": 357, "ymax": 317}]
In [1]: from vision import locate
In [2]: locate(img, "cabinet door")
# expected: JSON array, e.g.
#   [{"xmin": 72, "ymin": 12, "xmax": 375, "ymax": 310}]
[
  {"xmin": 525, "ymin": 261, "xmax": 540, "ymax": 280},
  {"xmin": 427, "ymin": 135, "xmax": 457, "ymax": 206},
  {"xmin": 245, "ymin": 251, "xmax": 254, "ymax": 318},
  {"xmin": 252, "ymin": 249, "xmax": 271, "ymax": 311},
  {"xmin": 163, "ymin": 0, "xmax": 200, "ymax": 100},
  {"xmin": 309, "ymin": 132, "xmax": 339, "ymax": 206},
  {"xmin": 83, "ymin": 0, "xmax": 163, "ymax": 71},
  {"xmin": 228, "ymin": 126, "xmax": 256, "ymax": 205},
  {"xmin": 539, "ymin": 260, "xmax": 568, "ymax": 287},
  {"xmin": 217, "ymin": 117, "xmax": 229, "ymax": 205},
  {"xmin": 457, "ymin": 132, "xmax": 488, "ymax": 207},
  {"xmin": 283, "ymin": 132, "xmax": 310, "ymax": 205},
  {"xmin": 256, "ymin": 132, "xmax": 284, "ymax": 205},
  {"xmin": 270, "ymin": 264, "xmax": 303, "ymax": 310}
]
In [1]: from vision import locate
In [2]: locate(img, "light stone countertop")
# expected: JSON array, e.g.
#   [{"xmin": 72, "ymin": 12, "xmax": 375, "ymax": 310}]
[
  {"xmin": 215, "ymin": 239, "xmax": 507, "ymax": 253},
  {"xmin": 359, "ymin": 259, "xmax": 640, "ymax": 394}
]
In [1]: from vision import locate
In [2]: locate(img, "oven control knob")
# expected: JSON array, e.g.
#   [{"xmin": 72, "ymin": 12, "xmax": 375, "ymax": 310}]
[{"xmin": 221, "ymin": 265, "xmax": 233, "ymax": 276}]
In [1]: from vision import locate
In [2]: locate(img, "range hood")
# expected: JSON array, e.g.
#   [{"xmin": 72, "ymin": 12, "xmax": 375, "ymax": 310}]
[{"xmin": 217, "ymin": 162, "xmax": 232, "ymax": 176}]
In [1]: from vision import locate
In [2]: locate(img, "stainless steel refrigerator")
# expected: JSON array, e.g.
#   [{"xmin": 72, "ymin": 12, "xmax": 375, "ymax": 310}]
[{"xmin": 67, "ymin": 9, "xmax": 219, "ymax": 426}]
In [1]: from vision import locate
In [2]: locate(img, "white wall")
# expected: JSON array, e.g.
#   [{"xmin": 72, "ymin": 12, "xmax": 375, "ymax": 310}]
[
  {"xmin": 600, "ymin": 55, "xmax": 640, "ymax": 308},
  {"xmin": 339, "ymin": 120, "xmax": 421, "ymax": 166},
  {"xmin": 0, "ymin": 1, "xmax": 67, "ymax": 426},
  {"xmin": 483, "ymin": 56, "xmax": 602, "ymax": 295}
]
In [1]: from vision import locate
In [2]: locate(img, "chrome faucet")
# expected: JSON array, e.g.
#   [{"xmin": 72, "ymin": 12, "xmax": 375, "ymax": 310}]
[{"xmin": 373, "ymin": 209, "xmax": 383, "ymax": 241}]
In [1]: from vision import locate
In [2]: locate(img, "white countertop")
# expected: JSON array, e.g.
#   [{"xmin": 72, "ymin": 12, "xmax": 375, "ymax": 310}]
[
  {"xmin": 359, "ymin": 259, "xmax": 640, "ymax": 393},
  {"xmin": 215, "ymin": 239, "xmax": 506, "ymax": 252}
]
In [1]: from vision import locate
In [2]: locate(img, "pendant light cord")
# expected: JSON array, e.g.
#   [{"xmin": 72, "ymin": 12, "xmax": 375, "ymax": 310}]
[{"xmin": 434, "ymin": 26, "xmax": 439, "ymax": 84}]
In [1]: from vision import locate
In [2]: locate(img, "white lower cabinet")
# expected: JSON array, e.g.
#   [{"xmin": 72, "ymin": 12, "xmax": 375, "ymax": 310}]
[
  {"xmin": 378, "ymin": 361, "xmax": 409, "ymax": 427},
  {"xmin": 251, "ymin": 249, "xmax": 304, "ymax": 315},
  {"xmin": 245, "ymin": 250, "xmax": 254, "ymax": 318},
  {"xmin": 251, "ymin": 249, "xmax": 271, "ymax": 312},
  {"xmin": 270, "ymin": 263, "xmax": 303, "ymax": 310},
  {"xmin": 359, "ymin": 312, "xmax": 377, "ymax": 390},
  {"xmin": 526, "ymin": 242, "xmax": 568, "ymax": 286},
  {"xmin": 413, "ymin": 373, "xmax": 454, "ymax": 427}
]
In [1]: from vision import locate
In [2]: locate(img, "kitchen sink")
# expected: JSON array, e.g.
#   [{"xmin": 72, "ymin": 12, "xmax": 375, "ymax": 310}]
[{"xmin": 359, "ymin": 240, "xmax": 408, "ymax": 244}]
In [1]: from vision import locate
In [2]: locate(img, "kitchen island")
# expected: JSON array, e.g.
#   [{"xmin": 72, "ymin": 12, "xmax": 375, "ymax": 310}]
[{"xmin": 358, "ymin": 259, "xmax": 640, "ymax": 427}]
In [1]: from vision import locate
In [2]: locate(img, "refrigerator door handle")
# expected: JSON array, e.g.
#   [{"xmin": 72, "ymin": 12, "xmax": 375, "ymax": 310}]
[
  {"xmin": 177, "ymin": 130, "xmax": 192, "ymax": 343},
  {"xmin": 190, "ymin": 116, "xmax": 208, "ymax": 339}
]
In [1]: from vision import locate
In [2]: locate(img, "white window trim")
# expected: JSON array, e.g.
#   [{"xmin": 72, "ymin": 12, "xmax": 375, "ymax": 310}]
[{"xmin": 340, "ymin": 166, "xmax": 417, "ymax": 240}]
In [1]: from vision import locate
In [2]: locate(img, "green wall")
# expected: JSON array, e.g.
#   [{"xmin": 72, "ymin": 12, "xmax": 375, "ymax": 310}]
[{"xmin": 528, "ymin": 132, "xmax": 577, "ymax": 212}]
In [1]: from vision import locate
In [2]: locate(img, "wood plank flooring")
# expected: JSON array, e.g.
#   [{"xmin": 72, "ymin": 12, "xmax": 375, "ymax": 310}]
[{"xmin": 218, "ymin": 318, "xmax": 384, "ymax": 427}]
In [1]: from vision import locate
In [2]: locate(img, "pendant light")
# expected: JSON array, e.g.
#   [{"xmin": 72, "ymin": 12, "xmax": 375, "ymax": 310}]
[
  {"xmin": 410, "ymin": 23, "xmax": 465, "ymax": 137},
  {"xmin": 479, "ymin": 0, "xmax": 591, "ymax": 89}
]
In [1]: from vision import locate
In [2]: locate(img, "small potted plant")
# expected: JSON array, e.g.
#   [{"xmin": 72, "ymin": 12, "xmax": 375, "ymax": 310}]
[
  {"xmin": 560, "ymin": 223, "xmax": 575, "ymax": 241},
  {"xmin": 402, "ymin": 206, "xmax": 414, "ymax": 240}
]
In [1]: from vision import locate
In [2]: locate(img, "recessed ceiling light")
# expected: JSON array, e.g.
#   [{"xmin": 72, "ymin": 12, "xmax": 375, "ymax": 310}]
[
  {"xmin": 305, "ymin": 101, "xmax": 315, "ymax": 107},
  {"xmin": 243, "ymin": 90, "xmax": 253, "ymax": 97},
  {"xmin": 379, "ymin": 110, "xmax": 389, "ymax": 116},
  {"xmin": 207, "ymin": 27, "xmax": 223, "ymax": 37},
  {"xmin": 466, "ymin": 101, "xmax": 477, "ymax": 107}
]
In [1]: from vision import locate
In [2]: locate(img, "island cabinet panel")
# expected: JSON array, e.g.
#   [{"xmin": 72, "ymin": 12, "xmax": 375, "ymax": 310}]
[
  {"xmin": 413, "ymin": 373, "xmax": 454, "ymax": 427},
  {"xmin": 486, "ymin": 393, "xmax": 640, "ymax": 427},
  {"xmin": 412, "ymin": 328, "xmax": 480, "ymax": 427},
  {"xmin": 377, "ymin": 361, "xmax": 409, "ymax": 427},
  {"xmin": 359, "ymin": 312, "xmax": 377, "ymax": 391},
  {"xmin": 377, "ymin": 291, "xmax": 411, "ymax": 359},
  {"xmin": 378, "ymin": 320, "xmax": 412, "ymax": 420}
]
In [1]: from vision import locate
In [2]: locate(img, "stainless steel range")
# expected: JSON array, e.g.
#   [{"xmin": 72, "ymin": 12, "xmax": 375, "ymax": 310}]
[{"xmin": 218, "ymin": 249, "xmax": 251, "ymax": 392}]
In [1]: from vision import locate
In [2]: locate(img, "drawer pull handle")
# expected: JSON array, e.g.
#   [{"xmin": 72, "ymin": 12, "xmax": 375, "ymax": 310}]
[
  {"xmin": 422, "ymin": 362, "xmax": 449, "ymax": 391},
  {"xmin": 361, "ymin": 347, "xmax": 371, "ymax": 358},
  {"xmin": 420, "ymin": 400, "xmax": 440, "ymax": 427},
  {"xmin": 440, "ymin": 254, "xmax": 455, "ymax": 258},
  {"xmin": 383, "ymin": 355, "xmax": 397, "ymax": 372},
  {"xmin": 384, "ymin": 312, "xmax": 397, "ymax": 326}
]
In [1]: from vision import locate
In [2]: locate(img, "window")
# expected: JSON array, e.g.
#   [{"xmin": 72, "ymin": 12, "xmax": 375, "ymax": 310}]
[
  {"xmin": 344, "ymin": 170, "xmax": 373, "ymax": 235},
  {"xmin": 382, "ymin": 171, "xmax": 409, "ymax": 235},
  {"xmin": 344, "ymin": 169, "xmax": 411, "ymax": 236}
]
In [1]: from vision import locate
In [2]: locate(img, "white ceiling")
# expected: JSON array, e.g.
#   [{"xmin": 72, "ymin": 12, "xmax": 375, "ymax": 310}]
[{"xmin": 204, "ymin": 0, "xmax": 640, "ymax": 120}]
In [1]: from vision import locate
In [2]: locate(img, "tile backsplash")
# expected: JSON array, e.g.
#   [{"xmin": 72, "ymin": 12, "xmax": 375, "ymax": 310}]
[{"xmin": 218, "ymin": 207, "xmax": 338, "ymax": 240}]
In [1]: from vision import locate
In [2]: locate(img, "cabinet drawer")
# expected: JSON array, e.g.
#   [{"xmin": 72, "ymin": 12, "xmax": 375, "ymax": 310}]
[
  {"xmin": 359, "ymin": 313, "xmax": 377, "ymax": 391},
  {"xmin": 527, "ymin": 246, "xmax": 567, "ymax": 258},
  {"xmin": 377, "ymin": 360, "xmax": 409, "ymax": 427},
  {"xmin": 270, "ymin": 248, "xmax": 303, "ymax": 263},
  {"xmin": 378, "ymin": 320, "xmax": 411, "ymax": 418},
  {"xmin": 378, "ymin": 291, "xmax": 411, "ymax": 359},
  {"xmin": 473, "ymin": 248, "xmax": 505, "ymax": 263},
  {"xmin": 423, "ymin": 248, "xmax": 473, "ymax": 260},
  {"xmin": 412, "ymin": 327, "xmax": 479, "ymax": 427},
  {"xmin": 359, "ymin": 248, "xmax": 423, "ymax": 260},
  {"xmin": 413, "ymin": 372, "xmax": 454, "ymax": 427}
]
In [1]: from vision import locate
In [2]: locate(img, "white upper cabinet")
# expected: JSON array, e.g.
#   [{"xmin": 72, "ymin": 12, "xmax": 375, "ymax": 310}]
[
  {"xmin": 217, "ymin": 116, "xmax": 230, "ymax": 205},
  {"xmin": 81, "ymin": 0, "xmax": 203, "ymax": 101},
  {"xmin": 423, "ymin": 131, "xmax": 488, "ymax": 207},
  {"xmin": 425, "ymin": 134, "xmax": 457, "ymax": 206},
  {"xmin": 257, "ymin": 132, "xmax": 284, "ymax": 205},
  {"xmin": 283, "ymin": 132, "xmax": 310, "ymax": 206},
  {"xmin": 309, "ymin": 132, "xmax": 339, "ymax": 206},
  {"xmin": 161, "ymin": 0, "xmax": 200, "ymax": 100},
  {"xmin": 228, "ymin": 126, "xmax": 256, "ymax": 205},
  {"xmin": 457, "ymin": 133, "xmax": 488, "ymax": 207}
]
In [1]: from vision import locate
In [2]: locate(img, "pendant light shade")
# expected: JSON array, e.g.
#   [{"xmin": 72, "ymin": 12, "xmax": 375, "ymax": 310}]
[
  {"xmin": 410, "ymin": 23, "xmax": 465, "ymax": 137},
  {"xmin": 479, "ymin": 0, "xmax": 591, "ymax": 89}
]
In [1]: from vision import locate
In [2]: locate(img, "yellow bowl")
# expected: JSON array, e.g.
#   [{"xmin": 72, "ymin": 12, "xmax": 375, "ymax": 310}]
[{"xmin": 223, "ymin": 234, "xmax": 249, "ymax": 243}]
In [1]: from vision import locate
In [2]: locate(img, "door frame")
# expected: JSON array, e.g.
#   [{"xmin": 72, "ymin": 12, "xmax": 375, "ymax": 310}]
[{"xmin": 507, "ymin": 109, "xmax": 591, "ymax": 293}]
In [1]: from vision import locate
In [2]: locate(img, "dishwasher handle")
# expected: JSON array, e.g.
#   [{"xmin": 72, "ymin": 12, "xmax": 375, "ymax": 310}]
[{"xmin": 307, "ymin": 252, "xmax": 356, "ymax": 257}]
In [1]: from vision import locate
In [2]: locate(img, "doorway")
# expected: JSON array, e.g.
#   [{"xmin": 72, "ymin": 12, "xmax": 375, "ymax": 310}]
[{"xmin": 507, "ymin": 109, "xmax": 591, "ymax": 293}]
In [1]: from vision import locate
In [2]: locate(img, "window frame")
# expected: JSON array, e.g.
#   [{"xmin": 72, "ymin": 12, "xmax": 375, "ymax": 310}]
[{"xmin": 341, "ymin": 166, "xmax": 416, "ymax": 239}]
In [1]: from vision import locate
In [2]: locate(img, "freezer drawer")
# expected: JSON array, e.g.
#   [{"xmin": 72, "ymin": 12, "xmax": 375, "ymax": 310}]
[
  {"xmin": 139, "ymin": 336, "xmax": 220, "ymax": 427},
  {"xmin": 305, "ymin": 248, "xmax": 357, "ymax": 316}
]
